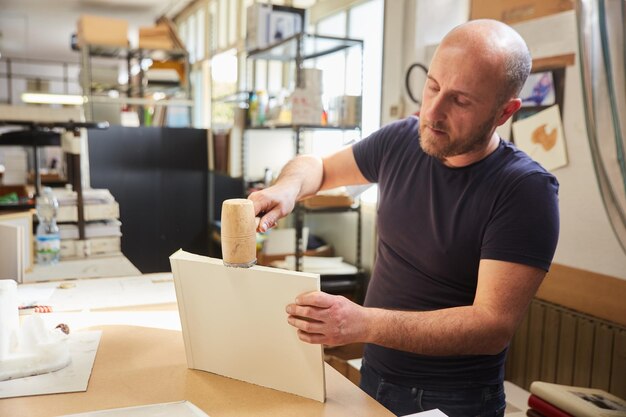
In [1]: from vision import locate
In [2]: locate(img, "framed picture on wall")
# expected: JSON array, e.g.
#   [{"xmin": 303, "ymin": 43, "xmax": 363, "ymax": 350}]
[
  {"xmin": 513, "ymin": 67, "xmax": 566, "ymax": 126},
  {"xmin": 511, "ymin": 65, "xmax": 569, "ymax": 171}
]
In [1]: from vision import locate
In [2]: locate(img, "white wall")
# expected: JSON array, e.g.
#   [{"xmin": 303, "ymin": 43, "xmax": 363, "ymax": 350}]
[
  {"xmin": 513, "ymin": 12, "xmax": 626, "ymax": 279},
  {"xmin": 0, "ymin": 3, "xmax": 165, "ymax": 62}
]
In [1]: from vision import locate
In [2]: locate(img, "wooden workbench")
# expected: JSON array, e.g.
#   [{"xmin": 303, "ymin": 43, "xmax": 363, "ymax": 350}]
[{"xmin": 0, "ymin": 325, "xmax": 394, "ymax": 417}]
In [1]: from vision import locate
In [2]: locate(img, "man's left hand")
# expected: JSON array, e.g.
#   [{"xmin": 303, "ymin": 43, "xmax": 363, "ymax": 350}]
[{"xmin": 286, "ymin": 291, "xmax": 368, "ymax": 346}]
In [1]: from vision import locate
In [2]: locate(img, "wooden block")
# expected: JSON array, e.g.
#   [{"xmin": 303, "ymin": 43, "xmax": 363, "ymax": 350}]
[{"xmin": 169, "ymin": 250, "xmax": 325, "ymax": 402}]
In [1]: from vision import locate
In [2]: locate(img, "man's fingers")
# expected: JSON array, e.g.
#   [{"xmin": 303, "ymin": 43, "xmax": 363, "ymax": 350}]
[
  {"xmin": 295, "ymin": 291, "xmax": 335, "ymax": 308},
  {"xmin": 259, "ymin": 209, "xmax": 280, "ymax": 232},
  {"xmin": 287, "ymin": 315, "xmax": 324, "ymax": 333},
  {"xmin": 297, "ymin": 329, "xmax": 328, "ymax": 345},
  {"xmin": 286, "ymin": 303, "xmax": 328, "ymax": 321}
]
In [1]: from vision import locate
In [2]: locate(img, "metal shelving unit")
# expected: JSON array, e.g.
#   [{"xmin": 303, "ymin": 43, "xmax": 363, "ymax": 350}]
[
  {"xmin": 245, "ymin": 33, "xmax": 365, "ymax": 301},
  {"xmin": 78, "ymin": 44, "xmax": 192, "ymax": 124}
]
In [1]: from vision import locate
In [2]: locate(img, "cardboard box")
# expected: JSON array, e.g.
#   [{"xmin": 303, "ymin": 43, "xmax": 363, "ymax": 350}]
[
  {"xmin": 328, "ymin": 95, "xmax": 362, "ymax": 127},
  {"xmin": 60, "ymin": 236, "xmax": 121, "ymax": 259},
  {"xmin": 139, "ymin": 24, "xmax": 175, "ymax": 50},
  {"xmin": 301, "ymin": 194, "xmax": 354, "ymax": 209},
  {"xmin": 77, "ymin": 15, "xmax": 128, "ymax": 47},
  {"xmin": 470, "ymin": 0, "xmax": 574, "ymax": 24}
]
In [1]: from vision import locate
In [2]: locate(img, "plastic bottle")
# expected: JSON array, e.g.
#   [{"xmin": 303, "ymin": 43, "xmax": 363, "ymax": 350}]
[
  {"xmin": 248, "ymin": 91, "xmax": 259, "ymax": 127},
  {"xmin": 35, "ymin": 187, "xmax": 61, "ymax": 265}
]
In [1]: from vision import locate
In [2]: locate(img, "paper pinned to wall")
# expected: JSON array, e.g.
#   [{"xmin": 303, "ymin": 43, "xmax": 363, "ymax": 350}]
[
  {"xmin": 169, "ymin": 250, "xmax": 325, "ymax": 402},
  {"xmin": 512, "ymin": 105, "xmax": 568, "ymax": 171}
]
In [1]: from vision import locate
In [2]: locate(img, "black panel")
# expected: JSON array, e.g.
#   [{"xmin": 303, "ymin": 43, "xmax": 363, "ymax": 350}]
[{"xmin": 88, "ymin": 126, "xmax": 208, "ymax": 273}]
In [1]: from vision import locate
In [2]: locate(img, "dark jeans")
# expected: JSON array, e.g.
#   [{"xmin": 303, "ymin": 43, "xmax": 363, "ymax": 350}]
[{"xmin": 359, "ymin": 360, "xmax": 506, "ymax": 417}]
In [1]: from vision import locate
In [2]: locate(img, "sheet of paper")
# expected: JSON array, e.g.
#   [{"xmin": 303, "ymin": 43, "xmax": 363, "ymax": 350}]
[
  {"xmin": 17, "ymin": 284, "xmax": 57, "ymax": 307},
  {"xmin": 170, "ymin": 250, "xmax": 325, "ymax": 402},
  {"xmin": 24, "ymin": 255, "xmax": 140, "ymax": 283},
  {"xmin": 39, "ymin": 310, "xmax": 182, "ymax": 332},
  {"xmin": 21, "ymin": 273, "xmax": 176, "ymax": 312},
  {"xmin": 58, "ymin": 400, "xmax": 209, "ymax": 417},
  {"xmin": 401, "ymin": 409, "xmax": 448, "ymax": 417},
  {"xmin": 512, "ymin": 105, "xmax": 568, "ymax": 171},
  {"xmin": 0, "ymin": 330, "xmax": 101, "ymax": 399}
]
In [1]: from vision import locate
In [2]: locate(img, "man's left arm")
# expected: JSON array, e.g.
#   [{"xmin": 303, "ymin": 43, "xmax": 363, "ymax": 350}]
[{"xmin": 286, "ymin": 259, "xmax": 545, "ymax": 355}]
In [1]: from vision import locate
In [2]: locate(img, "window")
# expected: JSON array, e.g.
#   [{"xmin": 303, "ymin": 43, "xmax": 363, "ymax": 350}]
[{"xmin": 313, "ymin": 0, "xmax": 383, "ymax": 203}]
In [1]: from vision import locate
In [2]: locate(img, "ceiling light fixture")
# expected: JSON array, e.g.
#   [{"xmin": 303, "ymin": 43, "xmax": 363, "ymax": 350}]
[{"xmin": 21, "ymin": 93, "xmax": 85, "ymax": 106}]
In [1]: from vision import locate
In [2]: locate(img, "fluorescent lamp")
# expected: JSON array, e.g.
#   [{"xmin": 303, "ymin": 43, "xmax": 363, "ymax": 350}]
[{"xmin": 21, "ymin": 93, "xmax": 85, "ymax": 106}]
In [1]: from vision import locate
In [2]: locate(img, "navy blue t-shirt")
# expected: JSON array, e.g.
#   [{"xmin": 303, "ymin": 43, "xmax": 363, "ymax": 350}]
[{"xmin": 352, "ymin": 116, "xmax": 559, "ymax": 389}]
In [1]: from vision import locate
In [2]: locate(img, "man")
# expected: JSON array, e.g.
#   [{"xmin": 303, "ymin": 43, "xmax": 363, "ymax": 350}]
[{"xmin": 249, "ymin": 19, "xmax": 559, "ymax": 417}]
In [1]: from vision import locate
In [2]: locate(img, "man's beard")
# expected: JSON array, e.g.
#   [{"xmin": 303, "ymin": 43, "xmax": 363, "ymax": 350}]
[{"xmin": 419, "ymin": 117, "xmax": 495, "ymax": 160}]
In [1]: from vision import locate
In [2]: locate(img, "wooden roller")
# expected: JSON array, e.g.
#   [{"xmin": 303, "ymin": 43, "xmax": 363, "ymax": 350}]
[{"xmin": 221, "ymin": 199, "xmax": 257, "ymax": 268}]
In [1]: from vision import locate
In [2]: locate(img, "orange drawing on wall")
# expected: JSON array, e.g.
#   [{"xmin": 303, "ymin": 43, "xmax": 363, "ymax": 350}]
[
  {"xmin": 512, "ymin": 105, "xmax": 568, "ymax": 171},
  {"xmin": 531, "ymin": 124, "xmax": 558, "ymax": 151}
]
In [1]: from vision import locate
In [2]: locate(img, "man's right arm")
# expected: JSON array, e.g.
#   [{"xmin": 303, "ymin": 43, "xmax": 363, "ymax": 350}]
[{"xmin": 248, "ymin": 146, "xmax": 369, "ymax": 232}]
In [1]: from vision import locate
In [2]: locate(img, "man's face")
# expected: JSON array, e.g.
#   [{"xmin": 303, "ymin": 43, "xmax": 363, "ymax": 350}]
[{"xmin": 419, "ymin": 42, "xmax": 504, "ymax": 160}]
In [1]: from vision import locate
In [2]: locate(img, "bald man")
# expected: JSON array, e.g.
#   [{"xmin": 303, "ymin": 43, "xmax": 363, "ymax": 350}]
[{"xmin": 249, "ymin": 20, "xmax": 559, "ymax": 417}]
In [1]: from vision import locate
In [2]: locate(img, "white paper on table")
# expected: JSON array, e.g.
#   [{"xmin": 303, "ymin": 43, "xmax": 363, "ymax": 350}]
[
  {"xmin": 170, "ymin": 250, "xmax": 325, "ymax": 402},
  {"xmin": 0, "ymin": 330, "xmax": 101, "ymax": 398},
  {"xmin": 39, "ymin": 310, "xmax": 182, "ymax": 333},
  {"xmin": 17, "ymin": 284, "xmax": 57, "ymax": 307},
  {"xmin": 401, "ymin": 409, "xmax": 449, "ymax": 417},
  {"xmin": 512, "ymin": 105, "xmax": 568, "ymax": 171},
  {"xmin": 57, "ymin": 400, "xmax": 209, "ymax": 417},
  {"xmin": 26, "ymin": 274, "xmax": 176, "ymax": 312}
]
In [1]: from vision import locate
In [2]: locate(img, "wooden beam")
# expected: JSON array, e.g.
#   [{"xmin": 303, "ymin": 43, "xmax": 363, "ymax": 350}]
[
  {"xmin": 532, "ymin": 53, "xmax": 576, "ymax": 72},
  {"xmin": 537, "ymin": 263, "xmax": 626, "ymax": 327}
]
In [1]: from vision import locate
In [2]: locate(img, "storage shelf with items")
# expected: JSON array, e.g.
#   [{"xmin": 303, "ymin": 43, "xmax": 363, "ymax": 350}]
[
  {"xmin": 79, "ymin": 45, "xmax": 192, "ymax": 126},
  {"xmin": 244, "ymin": 32, "xmax": 365, "ymax": 301},
  {"xmin": 76, "ymin": 15, "xmax": 192, "ymax": 126}
]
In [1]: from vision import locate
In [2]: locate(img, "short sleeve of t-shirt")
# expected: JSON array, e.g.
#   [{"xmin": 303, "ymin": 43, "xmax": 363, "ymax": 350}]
[
  {"xmin": 481, "ymin": 171, "xmax": 559, "ymax": 271},
  {"xmin": 353, "ymin": 117, "xmax": 418, "ymax": 183}
]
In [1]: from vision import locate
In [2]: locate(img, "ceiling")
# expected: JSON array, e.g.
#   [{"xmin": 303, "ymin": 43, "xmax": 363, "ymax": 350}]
[{"xmin": 0, "ymin": 0, "xmax": 190, "ymax": 62}]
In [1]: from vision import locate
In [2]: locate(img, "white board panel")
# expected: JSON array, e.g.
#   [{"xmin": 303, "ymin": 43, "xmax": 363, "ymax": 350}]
[{"xmin": 169, "ymin": 250, "xmax": 325, "ymax": 402}]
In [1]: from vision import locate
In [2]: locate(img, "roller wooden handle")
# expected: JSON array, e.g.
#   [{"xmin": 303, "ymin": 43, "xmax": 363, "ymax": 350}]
[{"xmin": 221, "ymin": 199, "xmax": 257, "ymax": 267}]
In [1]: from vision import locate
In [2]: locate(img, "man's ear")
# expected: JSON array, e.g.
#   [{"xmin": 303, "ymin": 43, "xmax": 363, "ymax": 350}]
[{"xmin": 496, "ymin": 98, "xmax": 522, "ymax": 126}]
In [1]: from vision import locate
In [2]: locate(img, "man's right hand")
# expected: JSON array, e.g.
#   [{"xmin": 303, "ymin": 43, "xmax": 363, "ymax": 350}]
[
  {"xmin": 248, "ymin": 181, "xmax": 300, "ymax": 232},
  {"xmin": 247, "ymin": 149, "xmax": 367, "ymax": 232}
]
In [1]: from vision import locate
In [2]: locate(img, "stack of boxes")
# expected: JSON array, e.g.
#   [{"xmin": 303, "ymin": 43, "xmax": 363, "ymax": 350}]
[
  {"xmin": 77, "ymin": 15, "xmax": 129, "ymax": 48},
  {"xmin": 0, "ymin": 149, "xmax": 28, "ymax": 186},
  {"xmin": 53, "ymin": 188, "xmax": 123, "ymax": 259},
  {"xmin": 291, "ymin": 68, "xmax": 324, "ymax": 125},
  {"xmin": 76, "ymin": 14, "xmax": 184, "ymax": 51}
]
